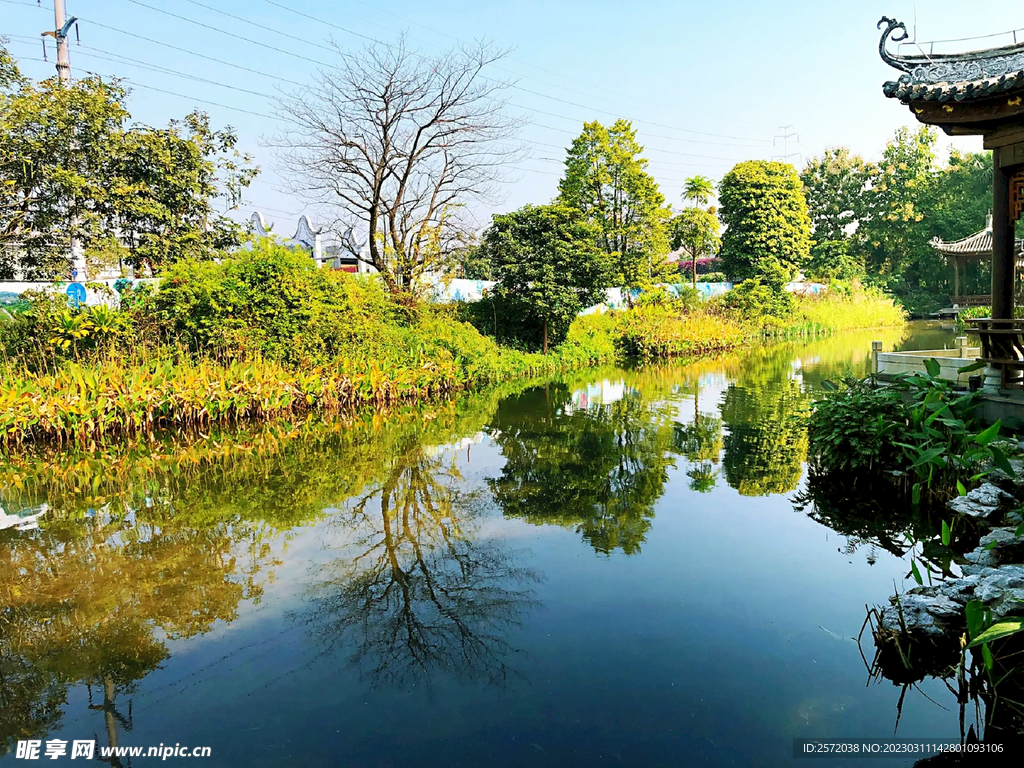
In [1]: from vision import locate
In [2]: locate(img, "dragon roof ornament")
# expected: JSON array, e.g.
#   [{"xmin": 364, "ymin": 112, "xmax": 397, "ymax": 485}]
[{"xmin": 878, "ymin": 16, "xmax": 1024, "ymax": 88}]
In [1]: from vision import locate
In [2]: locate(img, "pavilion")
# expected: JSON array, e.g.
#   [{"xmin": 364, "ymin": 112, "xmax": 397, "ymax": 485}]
[
  {"xmin": 929, "ymin": 214, "xmax": 1024, "ymax": 305},
  {"xmin": 879, "ymin": 16, "xmax": 1024, "ymax": 388}
]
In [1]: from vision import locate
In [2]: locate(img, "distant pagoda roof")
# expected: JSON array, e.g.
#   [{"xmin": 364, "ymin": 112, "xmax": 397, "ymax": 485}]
[
  {"xmin": 930, "ymin": 215, "xmax": 1024, "ymax": 260},
  {"xmin": 878, "ymin": 17, "xmax": 1024, "ymax": 104}
]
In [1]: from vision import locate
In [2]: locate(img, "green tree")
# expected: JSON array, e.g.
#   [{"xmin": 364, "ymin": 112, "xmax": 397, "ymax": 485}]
[
  {"xmin": 683, "ymin": 175, "xmax": 715, "ymax": 207},
  {"xmin": 0, "ymin": 46, "xmax": 256, "ymax": 279},
  {"xmin": 718, "ymin": 160, "xmax": 812, "ymax": 285},
  {"xmin": 0, "ymin": 72, "xmax": 127, "ymax": 277},
  {"xmin": 800, "ymin": 148, "xmax": 869, "ymax": 244},
  {"xmin": 669, "ymin": 207, "xmax": 720, "ymax": 288},
  {"xmin": 482, "ymin": 204, "xmax": 611, "ymax": 353},
  {"xmin": 103, "ymin": 111, "xmax": 257, "ymax": 274},
  {"xmin": 557, "ymin": 119, "xmax": 672, "ymax": 293},
  {"xmin": 857, "ymin": 126, "xmax": 938, "ymax": 279}
]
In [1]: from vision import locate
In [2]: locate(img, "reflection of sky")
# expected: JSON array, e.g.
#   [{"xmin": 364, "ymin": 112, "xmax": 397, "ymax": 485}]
[{"xmin": 2, "ymin": 323, "xmax": 965, "ymax": 767}]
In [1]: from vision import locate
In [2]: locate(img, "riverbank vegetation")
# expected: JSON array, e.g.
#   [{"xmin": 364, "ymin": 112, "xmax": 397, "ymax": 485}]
[
  {"xmin": 0, "ymin": 240, "xmax": 904, "ymax": 447},
  {"xmin": 1, "ymin": 39, "xmax": 907, "ymax": 449}
]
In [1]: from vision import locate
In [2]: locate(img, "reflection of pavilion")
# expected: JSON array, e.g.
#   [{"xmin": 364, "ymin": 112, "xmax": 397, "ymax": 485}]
[
  {"xmin": 879, "ymin": 17, "xmax": 1024, "ymax": 389},
  {"xmin": 930, "ymin": 214, "xmax": 1024, "ymax": 305}
]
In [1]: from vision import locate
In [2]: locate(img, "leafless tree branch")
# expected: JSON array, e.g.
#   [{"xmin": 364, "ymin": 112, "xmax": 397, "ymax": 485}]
[{"xmin": 270, "ymin": 35, "xmax": 525, "ymax": 293}]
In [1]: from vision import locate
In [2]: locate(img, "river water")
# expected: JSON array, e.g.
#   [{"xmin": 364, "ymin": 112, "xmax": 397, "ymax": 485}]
[{"xmin": 1, "ymin": 323, "xmax": 969, "ymax": 767}]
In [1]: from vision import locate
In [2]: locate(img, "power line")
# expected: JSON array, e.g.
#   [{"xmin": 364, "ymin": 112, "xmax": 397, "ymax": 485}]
[
  {"xmin": 294, "ymin": 0, "xmax": 770, "ymax": 141},
  {"xmin": 251, "ymin": 0, "xmax": 772, "ymax": 144},
  {"xmin": 122, "ymin": 0, "xmax": 330, "ymax": 67},
  {"xmin": 80, "ymin": 18, "xmax": 306, "ymax": 87},
  {"xmin": 74, "ymin": 47, "xmax": 283, "ymax": 101},
  {"xmin": 78, "ymin": 0, "xmax": 770, "ymax": 150}
]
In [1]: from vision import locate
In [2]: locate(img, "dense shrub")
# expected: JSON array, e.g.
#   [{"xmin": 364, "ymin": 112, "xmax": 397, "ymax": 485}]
[
  {"xmin": 807, "ymin": 377, "xmax": 905, "ymax": 474},
  {"xmin": 146, "ymin": 239, "xmax": 392, "ymax": 363},
  {"xmin": 808, "ymin": 365, "xmax": 1012, "ymax": 500},
  {"xmin": 720, "ymin": 278, "xmax": 796, "ymax": 321}
]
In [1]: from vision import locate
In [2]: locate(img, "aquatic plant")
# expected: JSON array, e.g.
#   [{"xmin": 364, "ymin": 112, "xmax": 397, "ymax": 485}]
[{"xmin": 809, "ymin": 361, "xmax": 1014, "ymax": 501}]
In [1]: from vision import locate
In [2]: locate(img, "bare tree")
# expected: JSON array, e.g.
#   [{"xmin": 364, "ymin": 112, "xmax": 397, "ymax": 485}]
[{"xmin": 273, "ymin": 37, "xmax": 523, "ymax": 294}]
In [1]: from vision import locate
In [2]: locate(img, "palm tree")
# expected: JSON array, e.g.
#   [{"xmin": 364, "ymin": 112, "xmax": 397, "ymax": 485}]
[{"xmin": 683, "ymin": 175, "xmax": 715, "ymax": 208}]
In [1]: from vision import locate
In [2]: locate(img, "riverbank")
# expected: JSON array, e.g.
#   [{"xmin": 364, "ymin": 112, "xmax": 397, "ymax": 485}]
[{"xmin": 0, "ymin": 250, "xmax": 904, "ymax": 448}]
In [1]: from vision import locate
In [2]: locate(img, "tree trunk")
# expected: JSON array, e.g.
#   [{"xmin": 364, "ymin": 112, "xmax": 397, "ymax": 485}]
[
  {"xmin": 543, "ymin": 319, "xmax": 548, "ymax": 355},
  {"xmin": 692, "ymin": 255, "xmax": 697, "ymax": 290}
]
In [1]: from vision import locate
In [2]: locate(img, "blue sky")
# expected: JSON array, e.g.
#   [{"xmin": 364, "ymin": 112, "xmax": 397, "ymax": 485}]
[{"xmin": 2, "ymin": 0, "xmax": 1022, "ymax": 235}]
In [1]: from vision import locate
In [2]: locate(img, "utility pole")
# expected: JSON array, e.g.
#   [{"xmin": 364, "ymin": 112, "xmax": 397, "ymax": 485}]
[
  {"xmin": 42, "ymin": 1, "xmax": 87, "ymax": 281},
  {"xmin": 43, "ymin": 0, "xmax": 77, "ymax": 86},
  {"xmin": 773, "ymin": 125, "xmax": 801, "ymax": 166}
]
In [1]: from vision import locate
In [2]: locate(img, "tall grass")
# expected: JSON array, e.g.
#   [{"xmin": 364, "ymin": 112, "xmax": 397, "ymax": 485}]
[
  {"xmin": 794, "ymin": 287, "xmax": 906, "ymax": 332},
  {"xmin": 615, "ymin": 305, "xmax": 747, "ymax": 361}
]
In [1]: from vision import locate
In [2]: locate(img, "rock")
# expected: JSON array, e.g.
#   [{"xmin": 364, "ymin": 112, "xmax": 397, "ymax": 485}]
[
  {"xmin": 966, "ymin": 482, "xmax": 1013, "ymax": 508},
  {"xmin": 990, "ymin": 588, "xmax": 1024, "ymax": 619},
  {"xmin": 947, "ymin": 495, "xmax": 1001, "ymax": 520},
  {"xmin": 985, "ymin": 459, "xmax": 1024, "ymax": 493},
  {"xmin": 879, "ymin": 593, "xmax": 964, "ymax": 639},
  {"xmin": 976, "ymin": 564, "xmax": 1024, "ymax": 589},
  {"xmin": 965, "ymin": 527, "xmax": 1024, "ymax": 567},
  {"xmin": 979, "ymin": 527, "xmax": 1022, "ymax": 548},
  {"xmin": 1007, "ymin": 510, "xmax": 1024, "ymax": 525},
  {"xmin": 964, "ymin": 549, "xmax": 999, "ymax": 567}
]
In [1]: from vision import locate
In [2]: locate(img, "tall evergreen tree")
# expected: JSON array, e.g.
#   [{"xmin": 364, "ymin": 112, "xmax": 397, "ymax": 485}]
[{"xmin": 557, "ymin": 119, "xmax": 671, "ymax": 293}]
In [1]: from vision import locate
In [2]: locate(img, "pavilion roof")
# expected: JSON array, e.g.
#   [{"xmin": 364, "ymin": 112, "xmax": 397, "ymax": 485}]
[
  {"xmin": 930, "ymin": 217, "xmax": 1024, "ymax": 260},
  {"xmin": 877, "ymin": 18, "xmax": 1024, "ymax": 104}
]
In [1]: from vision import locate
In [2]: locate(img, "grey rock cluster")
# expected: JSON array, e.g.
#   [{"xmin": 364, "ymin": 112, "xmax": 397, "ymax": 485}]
[
  {"xmin": 945, "ymin": 483, "xmax": 1013, "ymax": 520},
  {"xmin": 879, "ymin": 529, "xmax": 1024, "ymax": 639}
]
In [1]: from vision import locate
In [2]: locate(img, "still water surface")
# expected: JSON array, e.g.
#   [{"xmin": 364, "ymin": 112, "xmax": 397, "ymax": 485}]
[{"xmin": 1, "ymin": 324, "xmax": 964, "ymax": 766}]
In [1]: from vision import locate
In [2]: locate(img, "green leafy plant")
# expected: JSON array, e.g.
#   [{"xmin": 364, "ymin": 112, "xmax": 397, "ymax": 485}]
[{"xmin": 809, "ymin": 359, "xmax": 1012, "ymax": 500}]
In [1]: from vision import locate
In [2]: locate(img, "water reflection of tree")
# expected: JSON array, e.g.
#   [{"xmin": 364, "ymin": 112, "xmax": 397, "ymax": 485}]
[
  {"xmin": 720, "ymin": 344, "xmax": 810, "ymax": 496},
  {"xmin": 0, "ymin": 515, "xmax": 270, "ymax": 757},
  {"xmin": 305, "ymin": 437, "xmax": 538, "ymax": 688},
  {"xmin": 486, "ymin": 384, "xmax": 677, "ymax": 555}
]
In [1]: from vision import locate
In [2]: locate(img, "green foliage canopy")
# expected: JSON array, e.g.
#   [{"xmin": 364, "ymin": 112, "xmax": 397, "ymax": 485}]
[
  {"xmin": 482, "ymin": 204, "xmax": 611, "ymax": 352},
  {"xmin": 0, "ymin": 44, "xmax": 256, "ymax": 278},
  {"xmin": 718, "ymin": 160, "xmax": 812, "ymax": 285},
  {"xmin": 557, "ymin": 119, "xmax": 672, "ymax": 291}
]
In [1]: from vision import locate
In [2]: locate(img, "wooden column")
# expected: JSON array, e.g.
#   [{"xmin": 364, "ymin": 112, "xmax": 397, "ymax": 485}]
[
  {"xmin": 953, "ymin": 256, "xmax": 960, "ymax": 303},
  {"xmin": 992, "ymin": 147, "xmax": 1016, "ymax": 320}
]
